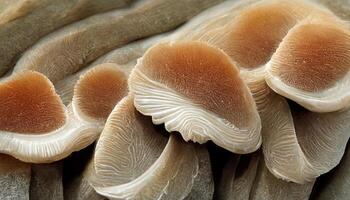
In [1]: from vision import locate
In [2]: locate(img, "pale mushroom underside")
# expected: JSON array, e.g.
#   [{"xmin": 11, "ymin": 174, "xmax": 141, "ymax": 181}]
[
  {"xmin": 91, "ymin": 96, "xmax": 199, "ymax": 200},
  {"xmin": 130, "ymin": 68, "xmax": 261, "ymax": 154}
]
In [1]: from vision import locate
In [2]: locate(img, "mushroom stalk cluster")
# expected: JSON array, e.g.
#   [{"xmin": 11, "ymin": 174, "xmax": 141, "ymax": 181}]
[{"xmin": 0, "ymin": 0, "xmax": 350, "ymax": 199}]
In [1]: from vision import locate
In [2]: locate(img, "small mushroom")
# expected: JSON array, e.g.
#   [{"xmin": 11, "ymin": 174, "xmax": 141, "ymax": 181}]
[
  {"xmin": 128, "ymin": 41, "xmax": 261, "ymax": 153},
  {"xmin": 72, "ymin": 64, "xmax": 128, "ymax": 123},
  {"xmin": 89, "ymin": 95, "xmax": 212, "ymax": 199},
  {"xmin": 265, "ymin": 16, "xmax": 350, "ymax": 112},
  {"xmin": 0, "ymin": 63, "xmax": 127, "ymax": 163}
]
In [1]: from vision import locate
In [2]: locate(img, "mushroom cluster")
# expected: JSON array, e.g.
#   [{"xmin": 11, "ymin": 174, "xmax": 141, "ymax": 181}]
[{"xmin": 0, "ymin": 0, "xmax": 349, "ymax": 199}]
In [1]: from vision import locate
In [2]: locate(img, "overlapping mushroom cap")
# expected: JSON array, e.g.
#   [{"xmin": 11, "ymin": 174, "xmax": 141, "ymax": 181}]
[
  {"xmin": 0, "ymin": 63, "xmax": 127, "ymax": 163},
  {"xmin": 265, "ymin": 17, "xmax": 350, "ymax": 112},
  {"xmin": 90, "ymin": 95, "xmax": 203, "ymax": 199},
  {"xmin": 172, "ymin": 0, "xmax": 350, "ymax": 183},
  {"xmin": 128, "ymin": 41, "xmax": 262, "ymax": 154}
]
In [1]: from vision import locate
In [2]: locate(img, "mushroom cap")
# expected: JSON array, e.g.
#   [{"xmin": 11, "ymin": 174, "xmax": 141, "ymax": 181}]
[
  {"xmin": 91, "ymin": 95, "xmax": 199, "ymax": 199},
  {"xmin": 0, "ymin": 71, "xmax": 66, "ymax": 134},
  {"xmin": 0, "ymin": 65, "xmax": 127, "ymax": 163},
  {"xmin": 128, "ymin": 41, "xmax": 261, "ymax": 153},
  {"xmin": 206, "ymin": 0, "xmax": 311, "ymax": 70},
  {"xmin": 266, "ymin": 17, "xmax": 350, "ymax": 112},
  {"xmin": 73, "ymin": 63, "xmax": 128, "ymax": 122}
]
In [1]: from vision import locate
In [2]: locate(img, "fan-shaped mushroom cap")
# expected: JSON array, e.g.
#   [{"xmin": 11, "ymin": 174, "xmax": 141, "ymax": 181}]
[
  {"xmin": 73, "ymin": 63, "xmax": 128, "ymax": 122},
  {"xmin": 266, "ymin": 17, "xmax": 350, "ymax": 112},
  {"xmin": 194, "ymin": 0, "xmax": 337, "ymax": 70},
  {"xmin": 128, "ymin": 41, "xmax": 261, "ymax": 153},
  {"xmin": 91, "ymin": 95, "xmax": 200, "ymax": 199},
  {"xmin": 0, "ymin": 71, "xmax": 66, "ymax": 134},
  {"xmin": 0, "ymin": 64, "xmax": 127, "ymax": 163},
  {"xmin": 203, "ymin": 0, "xmax": 312, "ymax": 70}
]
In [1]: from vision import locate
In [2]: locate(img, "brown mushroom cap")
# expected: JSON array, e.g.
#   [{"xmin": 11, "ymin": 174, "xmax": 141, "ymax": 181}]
[
  {"xmin": 0, "ymin": 66, "xmax": 127, "ymax": 163},
  {"xmin": 0, "ymin": 71, "xmax": 66, "ymax": 134},
  {"xmin": 140, "ymin": 41, "xmax": 256, "ymax": 127},
  {"xmin": 129, "ymin": 41, "xmax": 261, "ymax": 153},
  {"xmin": 266, "ymin": 17, "xmax": 350, "ymax": 112},
  {"xmin": 269, "ymin": 22, "xmax": 350, "ymax": 92},
  {"xmin": 73, "ymin": 63, "xmax": 128, "ymax": 122},
  {"xmin": 210, "ymin": 0, "xmax": 310, "ymax": 69}
]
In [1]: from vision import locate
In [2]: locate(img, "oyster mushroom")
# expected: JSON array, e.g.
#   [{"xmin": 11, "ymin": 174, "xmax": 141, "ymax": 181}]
[
  {"xmin": 186, "ymin": 0, "xmax": 350, "ymax": 113},
  {"xmin": 90, "ymin": 95, "xmax": 213, "ymax": 199},
  {"xmin": 175, "ymin": 0, "xmax": 349, "ymax": 183},
  {"xmin": 0, "ymin": 63, "xmax": 127, "ymax": 163},
  {"xmin": 0, "ymin": 0, "xmax": 133, "ymax": 77},
  {"xmin": 191, "ymin": 0, "xmax": 337, "ymax": 71},
  {"xmin": 265, "ymin": 16, "xmax": 350, "ymax": 112},
  {"xmin": 12, "ymin": 0, "xmax": 223, "ymax": 83},
  {"xmin": 128, "ymin": 41, "xmax": 261, "ymax": 154}
]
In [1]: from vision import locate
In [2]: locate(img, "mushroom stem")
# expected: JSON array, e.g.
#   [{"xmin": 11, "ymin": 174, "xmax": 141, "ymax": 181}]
[
  {"xmin": 0, "ymin": 154, "xmax": 31, "ymax": 200},
  {"xmin": 30, "ymin": 162, "xmax": 63, "ymax": 200}
]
